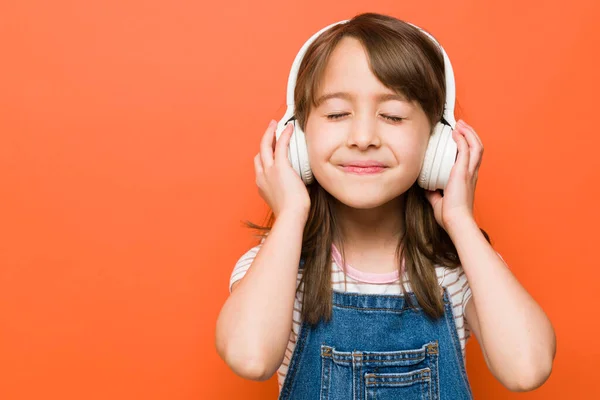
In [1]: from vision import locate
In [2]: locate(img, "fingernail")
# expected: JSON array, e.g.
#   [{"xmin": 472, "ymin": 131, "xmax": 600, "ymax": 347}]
[{"xmin": 269, "ymin": 119, "xmax": 276, "ymax": 127}]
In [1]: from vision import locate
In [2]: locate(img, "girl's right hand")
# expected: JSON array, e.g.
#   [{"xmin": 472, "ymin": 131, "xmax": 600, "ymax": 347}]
[{"xmin": 254, "ymin": 119, "xmax": 311, "ymax": 221}]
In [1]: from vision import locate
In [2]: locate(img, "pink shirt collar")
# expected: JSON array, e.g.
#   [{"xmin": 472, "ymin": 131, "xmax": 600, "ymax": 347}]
[{"xmin": 331, "ymin": 243, "xmax": 402, "ymax": 284}]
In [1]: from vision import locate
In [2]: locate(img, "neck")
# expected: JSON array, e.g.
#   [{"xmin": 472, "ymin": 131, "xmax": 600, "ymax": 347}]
[{"xmin": 332, "ymin": 195, "xmax": 406, "ymax": 251}]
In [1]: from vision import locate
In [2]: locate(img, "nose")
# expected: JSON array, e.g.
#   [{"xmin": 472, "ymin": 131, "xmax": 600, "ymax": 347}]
[{"xmin": 346, "ymin": 114, "xmax": 381, "ymax": 150}]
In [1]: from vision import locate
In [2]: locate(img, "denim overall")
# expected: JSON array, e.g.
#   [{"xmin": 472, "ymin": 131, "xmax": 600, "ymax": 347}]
[{"xmin": 278, "ymin": 287, "xmax": 474, "ymax": 400}]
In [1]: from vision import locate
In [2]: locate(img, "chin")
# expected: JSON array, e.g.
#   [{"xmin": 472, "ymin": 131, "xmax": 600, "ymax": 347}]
[
  {"xmin": 338, "ymin": 198, "xmax": 391, "ymax": 209},
  {"xmin": 328, "ymin": 189, "xmax": 401, "ymax": 210},
  {"xmin": 314, "ymin": 168, "xmax": 416, "ymax": 209}
]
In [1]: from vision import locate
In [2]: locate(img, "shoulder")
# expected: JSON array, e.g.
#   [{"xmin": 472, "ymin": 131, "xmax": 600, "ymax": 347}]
[
  {"xmin": 434, "ymin": 249, "xmax": 507, "ymax": 305},
  {"xmin": 228, "ymin": 237, "xmax": 306, "ymax": 292},
  {"xmin": 228, "ymin": 239, "xmax": 264, "ymax": 293},
  {"xmin": 436, "ymin": 265, "xmax": 471, "ymax": 304}
]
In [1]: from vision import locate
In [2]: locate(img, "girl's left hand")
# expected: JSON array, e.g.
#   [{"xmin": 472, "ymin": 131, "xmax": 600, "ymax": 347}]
[{"xmin": 424, "ymin": 120, "xmax": 483, "ymax": 234}]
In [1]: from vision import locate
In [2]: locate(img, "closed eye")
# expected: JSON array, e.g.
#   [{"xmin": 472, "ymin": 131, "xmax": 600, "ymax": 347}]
[
  {"xmin": 326, "ymin": 113, "xmax": 350, "ymax": 120},
  {"xmin": 382, "ymin": 115, "xmax": 404, "ymax": 123},
  {"xmin": 326, "ymin": 113, "xmax": 404, "ymax": 122}
]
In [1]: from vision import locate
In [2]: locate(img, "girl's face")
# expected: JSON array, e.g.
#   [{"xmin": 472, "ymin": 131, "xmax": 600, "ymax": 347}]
[{"xmin": 305, "ymin": 36, "xmax": 432, "ymax": 209}]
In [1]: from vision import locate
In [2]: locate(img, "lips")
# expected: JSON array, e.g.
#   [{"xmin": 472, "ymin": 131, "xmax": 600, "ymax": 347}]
[
  {"xmin": 339, "ymin": 161, "xmax": 388, "ymax": 174},
  {"xmin": 341, "ymin": 161, "xmax": 387, "ymax": 168}
]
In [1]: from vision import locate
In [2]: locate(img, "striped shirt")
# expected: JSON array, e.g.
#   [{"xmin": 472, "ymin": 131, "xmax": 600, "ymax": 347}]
[{"xmin": 229, "ymin": 242, "xmax": 498, "ymax": 392}]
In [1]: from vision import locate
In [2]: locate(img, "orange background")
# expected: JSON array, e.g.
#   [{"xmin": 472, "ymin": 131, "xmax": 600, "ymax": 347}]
[{"xmin": 0, "ymin": 0, "xmax": 598, "ymax": 398}]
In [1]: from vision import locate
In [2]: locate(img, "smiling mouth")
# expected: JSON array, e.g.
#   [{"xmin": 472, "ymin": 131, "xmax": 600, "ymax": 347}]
[{"xmin": 339, "ymin": 165, "xmax": 388, "ymax": 174}]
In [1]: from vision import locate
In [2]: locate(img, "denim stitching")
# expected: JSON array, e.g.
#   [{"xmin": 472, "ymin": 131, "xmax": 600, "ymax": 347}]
[
  {"xmin": 441, "ymin": 287, "xmax": 473, "ymax": 399},
  {"xmin": 365, "ymin": 368, "xmax": 431, "ymax": 386},
  {"xmin": 278, "ymin": 321, "xmax": 309, "ymax": 399}
]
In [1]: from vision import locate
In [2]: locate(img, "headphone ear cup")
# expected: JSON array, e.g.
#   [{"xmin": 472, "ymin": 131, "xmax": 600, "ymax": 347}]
[
  {"xmin": 285, "ymin": 122, "xmax": 302, "ymax": 180},
  {"xmin": 418, "ymin": 122, "xmax": 458, "ymax": 191},
  {"xmin": 289, "ymin": 121, "xmax": 313, "ymax": 185}
]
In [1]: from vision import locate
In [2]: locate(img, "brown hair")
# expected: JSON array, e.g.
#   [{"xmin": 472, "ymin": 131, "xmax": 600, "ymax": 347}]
[{"xmin": 245, "ymin": 12, "xmax": 492, "ymax": 324}]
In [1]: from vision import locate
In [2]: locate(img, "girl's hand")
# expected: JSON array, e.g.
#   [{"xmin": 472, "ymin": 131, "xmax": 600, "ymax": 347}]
[
  {"xmin": 254, "ymin": 119, "xmax": 311, "ymax": 221},
  {"xmin": 424, "ymin": 120, "xmax": 483, "ymax": 234}
]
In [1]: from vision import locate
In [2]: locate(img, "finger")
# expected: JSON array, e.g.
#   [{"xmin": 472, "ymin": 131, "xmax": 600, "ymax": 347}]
[
  {"xmin": 254, "ymin": 154, "xmax": 268, "ymax": 194},
  {"xmin": 260, "ymin": 120, "xmax": 277, "ymax": 168},
  {"xmin": 254, "ymin": 153, "xmax": 264, "ymax": 177},
  {"xmin": 459, "ymin": 121, "xmax": 483, "ymax": 153},
  {"xmin": 274, "ymin": 122, "xmax": 294, "ymax": 164},
  {"xmin": 425, "ymin": 189, "xmax": 442, "ymax": 207},
  {"xmin": 457, "ymin": 121, "xmax": 483, "ymax": 175},
  {"xmin": 458, "ymin": 120, "xmax": 484, "ymax": 153},
  {"xmin": 452, "ymin": 128, "xmax": 470, "ymax": 177}
]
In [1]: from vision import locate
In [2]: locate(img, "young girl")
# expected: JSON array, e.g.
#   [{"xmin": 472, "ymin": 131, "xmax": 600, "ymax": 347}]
[{"xmin": 216, "ymin": 12, "xmax": 556, "ymax": 399}]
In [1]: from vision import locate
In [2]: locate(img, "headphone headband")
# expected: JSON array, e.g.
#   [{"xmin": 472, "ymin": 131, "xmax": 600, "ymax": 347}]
[{"xmin": 284, "ymin": 19, "xmax": 456, "ymax": 127}]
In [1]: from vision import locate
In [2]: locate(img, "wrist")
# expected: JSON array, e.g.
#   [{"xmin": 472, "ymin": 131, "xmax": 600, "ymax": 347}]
[
  {"xmin": 445, "ymin": 215, "xmax": 478, "ymax": 238},
  {"xmin": 276, "ymin": 210, "xmax": 309, "ymax": 226}
]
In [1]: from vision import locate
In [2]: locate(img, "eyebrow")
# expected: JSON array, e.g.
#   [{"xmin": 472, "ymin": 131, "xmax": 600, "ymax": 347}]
[{"xmin": 314, "ymin": 91, "xmax": 409, "ymax": 107}]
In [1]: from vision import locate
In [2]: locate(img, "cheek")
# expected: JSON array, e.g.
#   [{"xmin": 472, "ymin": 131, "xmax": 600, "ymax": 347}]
[
  {"xmin": 388, "ymin": 135, "xmax": 429, "ymax": 166},
  {"xmin": 305, "ymin": 120, "xmax": 338, "ymax": 162},
  {"xmin": 307, "ymin": 137, "xmax": 335, "ymax": 166}
]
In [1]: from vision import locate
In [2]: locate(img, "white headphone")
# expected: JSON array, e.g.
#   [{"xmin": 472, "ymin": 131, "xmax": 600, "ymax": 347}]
[{"xmin": 275, "ymin": 19, "xmax": 458, "ymax": 191}]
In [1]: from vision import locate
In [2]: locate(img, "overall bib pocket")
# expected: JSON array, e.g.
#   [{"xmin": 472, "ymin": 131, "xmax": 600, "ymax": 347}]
[{"xmin": 319, "ymin": 341, "xmax": 439, "ymax": 400}]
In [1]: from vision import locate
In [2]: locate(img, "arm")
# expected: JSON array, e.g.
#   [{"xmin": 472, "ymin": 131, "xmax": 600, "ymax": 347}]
[
  {"xmin": 426, "ymin": 120, "xmax": 556, "ymax": 391},
  {"xmin": 215, "ymin": 212, "xmax": 306, "ymax": 381},
  {"xmin": 449, "ymin": 218, "xmax": 556, "ymax": 392}
]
